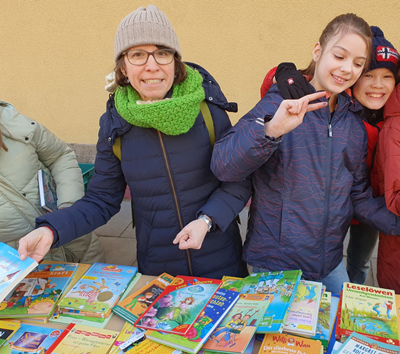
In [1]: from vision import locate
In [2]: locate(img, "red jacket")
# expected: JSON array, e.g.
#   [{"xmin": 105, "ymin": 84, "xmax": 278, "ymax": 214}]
[{"xmin": 373, "ymin": 83, "xmax": 400, "ymax": 293}]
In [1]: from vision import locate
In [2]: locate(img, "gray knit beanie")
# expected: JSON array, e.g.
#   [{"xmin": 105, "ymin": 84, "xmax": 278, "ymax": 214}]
[{"xmin": 114, "ymin": 4, "xmax": 181, "ymax": 62}]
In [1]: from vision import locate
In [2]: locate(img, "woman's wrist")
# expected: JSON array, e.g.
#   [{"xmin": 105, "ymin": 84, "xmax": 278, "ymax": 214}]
[{"xmin": 198, "ymin": 214, "xmax": 213, "ymax": 232}]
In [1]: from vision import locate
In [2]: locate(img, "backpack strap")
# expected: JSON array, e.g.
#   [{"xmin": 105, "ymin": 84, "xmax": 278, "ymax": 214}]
[{"xmin": 200, "ymin": 100, "xmax": 215, "ymax": 147}]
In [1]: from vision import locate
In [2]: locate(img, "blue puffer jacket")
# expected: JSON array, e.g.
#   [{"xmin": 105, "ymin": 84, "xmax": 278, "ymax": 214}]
[
  {"xmin": 36, "ymin": 63, "xmax": 251, "ymax": 278},
  {"xmin": 211, "ymin": 84, "xmax": 400, "ymax": 280}
]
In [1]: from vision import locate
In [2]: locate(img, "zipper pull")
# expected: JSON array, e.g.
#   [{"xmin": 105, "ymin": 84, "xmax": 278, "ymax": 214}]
[{"xmin": 328, "ymin": 124, "xmax": 332, "ymax": 138}]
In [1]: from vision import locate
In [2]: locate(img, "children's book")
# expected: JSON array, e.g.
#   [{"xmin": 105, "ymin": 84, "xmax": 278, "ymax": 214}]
[
  {"xmin": 283, "ymin": 280, "xmax": 323, "ymax": 337},
  {"xmin": 113, "ymin": 272, "xmax": 174, "ymax": 324},
  {"xmin": 124, "ymin": 338, "xmax": 182, "ymax": 353},
  {"xmin": 228, "ymin": 270, "xmax": 302, "ymax": 334},
  {"xmin": 258, "ymin": 332, "xmax": 323, "ymax": 354},
  {"xmin": 51, "ymin": 272, "xmax": 142, "ymax": 328},
  {"xmin": 58, "ymin": 262, "xmax": 137, "ymax": 319},
  {"xmin": 146, "ymin": 288, "xmax": 241, "ymax": 353},
  {"xmin": 38, "ymin": 169, "xmax": 58, "ymax": 212},
  {"xmin": 336, "ymin": 282, "xmax": 399, "ymax": 346},
  {"xmin": 0, "ymin": 242, "xmax": 38, "ymax": 303},
  {"xmin": 201, "ymin": 293, "xmax": 272, "ymax": 354},
  {"xmin": 198, "ymin": 335, "xmax": 255, "ymax": 354},
  {"xmin": 45, "ymin": 323, "xmax": 119, "ymax": 353},
  {"xmin": 335, "ymin": 332, "xmax": 400, "ymax": 354},
  {"xmin": 0, "ymin": 320, "xmax": 20, "ymax": 347},
  {"xmin": 109, "ymin": 321, "xmax": 144, "ymax": 354},
  {"xmin": 310, "ymin": 292, "xmax": 339, "ymax": 351},
  {"xmin": 0, "ymin": 262, "xmax": 78, "ymax": 319},
  {"xmin": 0, "ymin": 323, "xmax": 64, "ymax": 353},
  {"xmin": 135, "ymin": 275, "xmax": 221, "ymax": 335}
]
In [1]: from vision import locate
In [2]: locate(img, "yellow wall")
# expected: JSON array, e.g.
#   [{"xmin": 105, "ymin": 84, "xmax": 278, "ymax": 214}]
[{"xmin": 1, "ymin": 0, "xmax": 400, "ymax": 144}]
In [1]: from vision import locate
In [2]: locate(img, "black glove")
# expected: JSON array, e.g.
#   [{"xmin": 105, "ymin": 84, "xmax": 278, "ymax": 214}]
[{"xmin": 275, "ymin": 62, "xmax": 312, "ymax": 99}]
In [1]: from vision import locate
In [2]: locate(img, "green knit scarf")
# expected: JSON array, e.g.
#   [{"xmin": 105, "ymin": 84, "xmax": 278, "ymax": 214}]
[{"xmin": 114, "ymin": 65, "xmax": 205, "ymax": 136}]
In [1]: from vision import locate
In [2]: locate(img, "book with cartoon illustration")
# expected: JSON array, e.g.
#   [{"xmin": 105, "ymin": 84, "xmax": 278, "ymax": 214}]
[
  {"xmin": 38, "ymin": 169, "xmax": 58, "ymax": 212},
  {"xmin": 0, "ymin": 262, "xmax": 78, "ymax": 319},
  {"xmin": 135, "ymin": 275, "xmax": 221, "ymax": 335},
  {"xmin": 108, "ymin": 321, "xmax": 144, "ymax": 354},
  {"xmin": 45, "ymin": 323, "xmax": 119, "ymax": 354},
  {"xmin": 201, "ymin": 293, "xmax": 271, "ymax": 353},
  {"xmin": 0, "ymin": 242, "xmax": 38, "ymax": 303},
  {"xmin": 226, "ymin": 270, "xmax": 302, "ymax": 334},
  {"xmin": 310, "ymin": 291, "xmax": 339, "ymax": 350},
  {"xmin": 0, "ymin": 320, "xmax": 20, "ymax": 347},
  {"xmin": 335, "ymin": 332, "xmax": 400, "ymax": 354},
  {"xmin": 198, "ymin": 336, "xmax": 255, "ymax": 354},
  {"xmin": 146, "ymin": 288, "xmax": 240, "ymax": 353},
  {"xmin": 258, "ymin": 332, "xmax": 323, "ymax": 354},
  {"xmin": 58, "ymin": 262, "xmax": 137, "ymax": 319},
  {"xmin": 0, "ymin": 323, "xmax": 64, "ymax": 354},
  {"xmin": 283, "ymin": 280, "xmax": 323, "ymax": 337},
  {"xmin": 336, "ymin": 282, "xmax": 399, "ymax": 346},
  {"xmin": 113, "ymin": 272, "xmax": 174, "ymax": 324}
]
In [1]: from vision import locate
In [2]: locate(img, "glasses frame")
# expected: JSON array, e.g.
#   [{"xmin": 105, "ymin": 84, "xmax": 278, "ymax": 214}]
[{"xmin": 122, "ymin": 49, "xmax": 176, "ymax": 66}]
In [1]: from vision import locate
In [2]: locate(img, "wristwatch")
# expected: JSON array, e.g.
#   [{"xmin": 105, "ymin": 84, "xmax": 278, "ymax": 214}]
[{"xmin": 198, "ymin": 214, "xmax": 213, "ymax": 232}]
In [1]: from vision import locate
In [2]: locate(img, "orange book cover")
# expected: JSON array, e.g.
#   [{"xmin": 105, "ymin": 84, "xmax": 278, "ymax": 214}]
[{"xmin": 259, "ymin": 333, "xmax": 322, "ymax": 354}]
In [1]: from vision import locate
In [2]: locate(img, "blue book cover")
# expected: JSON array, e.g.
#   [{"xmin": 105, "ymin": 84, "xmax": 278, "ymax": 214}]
[
  {"xmin": 38, "ymin": 169, "xmax": 58, "ymax": 212},
  {"xmin": 0, "ymin": 323, "xmax": 64, "ymax": 353},
  {"xmin": 146, "ymin": 288, "xmax": 240, "ymax": 353},
  {"xmin": 0, "ymin": 242, "xmax": 38, "ymax": 303},
  {"xmin": 335, "ymin": 332, "xmax": 400, "ymax": 354},
  {"xmin": 58, "ymin": 263, "xmax": 137, "ymax": 317}
]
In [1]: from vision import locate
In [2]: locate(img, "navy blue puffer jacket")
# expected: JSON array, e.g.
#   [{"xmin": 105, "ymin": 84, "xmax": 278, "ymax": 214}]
[
  {"xmin": 211, "ymin": 84, "xmax": 400, "ymax": 280},
  {"xmin": 36, "ymin": 63, "xmax": 251, "ymax": 278}
]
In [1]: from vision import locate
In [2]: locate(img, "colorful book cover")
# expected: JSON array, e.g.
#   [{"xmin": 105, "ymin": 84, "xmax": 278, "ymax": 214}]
[
  {"xmin": 50, "ymin": 272, "xmax": 141, "ymax": 328},
  {"xmin": 335, "ymin": 332, "xmax": 400, "ymax": 354},
  {"xmin": 0, "ymin": 262, "xmax": 78, "ymax": 319},
  {"xmin": 0, "ymin": 242, "xmax": 38, "ymax": 303},
  {"xmin": 146, "ymin": 288, "xmax": 240, "ymax": 353},
  {"xmin": 0, "ymin": 323, "xmax": 64, "ymax": 353},
  {"xmin": 258, "ymin": 332, "xmax": 323, "ymax": 354},
  {"xmin": 109, "ymin": 322, "xmax": 144, "ymax": 354},
  {"xmin": 46, "ymin": 323, "xmax": 119, "ymax": 354},
  {"xmin": 283, "ymin": 280, "xmax": 323, "ymax": 336},
  {"xmin": 125, "ymin": 338, "xmax": 181, "ymax": 353},
  {"xmin": 113, "ymin": 272, "xmax": 174, "ymax": 324},
  {"xmin": 135, "ymin": 275, "xmax": 221, "ymax": 335},
  {"xmin": 201, "ymin": 293, "xmax": 272, "ymax": 353},
  {"xmin": 38, "ymin": 169, "xmax": 58, "ymax": 212},
  {"xmin": 310, "ymin": 292, "xmax": 339, "ymax": 350},
  {"xmin": 198, "ymin": 335, "xmax": 255, "ymax": 354},
  {"xmin": 232, "ymin": 270, "xmax": 302, "ymax": 334},
  {"xmin": 0, "ymin": 320, "xmax": 20, "ymax": 347},
  {"xmin": 58, "ymin": 262, "xmax": 137, "ymax": 318},
  {"xmin": 337, "ymin": 282, "xmax": 399, "ymax": 346}
]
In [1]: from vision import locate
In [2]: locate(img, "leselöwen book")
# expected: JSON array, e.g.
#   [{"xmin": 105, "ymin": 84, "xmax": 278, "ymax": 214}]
[
  {"xmin": 337, "ymin": 282, "xmax": 399, "ymax": 346},
  {"xmin": 335, "ymin": 332, "xmax": 400, "ymax": 354},
  {"xmin": 135, "ymin": 275, "xmax": 221, "ymax": 335},
  {"xmin": 38, "ymin": 169, "xmax": 58, "ymax": 212},
  {"xmin": 146, "ymin": 288, "xmax": 240, "ymax": 353},
  {"xmin": 0, "ymin": 242, "xmax": 38, "ymax": 303},
  {"xmin": 58, "ymin": 262, "xmax": 137, "ymax": 318}
]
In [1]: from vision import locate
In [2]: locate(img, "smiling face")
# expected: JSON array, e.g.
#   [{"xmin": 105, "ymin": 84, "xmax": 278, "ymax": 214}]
[
  {"xmin": 352, "ymin": 68, "xmax": 396, "ymax": 110},
  {"xmin": 310, "ymin": 32, "xmax": 368, "ymax": 94},
  {"xmin": 123, "ymin": 44, "xmax": 175, "ymax": 101}
]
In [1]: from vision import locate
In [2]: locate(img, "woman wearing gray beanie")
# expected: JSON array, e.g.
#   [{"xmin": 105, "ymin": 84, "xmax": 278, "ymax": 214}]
[{"xmin": 19, "ymin": 5, "xmax": 251, "ymax": 279}]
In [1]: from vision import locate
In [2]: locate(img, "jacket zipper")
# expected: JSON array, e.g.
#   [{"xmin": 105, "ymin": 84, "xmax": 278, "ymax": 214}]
[{"xmin": 157, "ymin": 131, "xmax": 194, "ymax": 276}]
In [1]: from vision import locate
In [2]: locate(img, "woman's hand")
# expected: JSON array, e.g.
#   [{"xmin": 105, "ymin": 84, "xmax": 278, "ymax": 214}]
[
  {"xmin": 265, "ymin": 91, "xmax": 327, "ymax": 138},
  {"xmin": 18, "ymin": 227, "xmax": 54, "ymax": 262},
  {"xmin": 173, "ymin": 219, "xmax": 209, "ymax": 250}
]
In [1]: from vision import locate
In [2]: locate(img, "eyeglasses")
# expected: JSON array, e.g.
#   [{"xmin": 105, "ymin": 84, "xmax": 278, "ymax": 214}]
[{"xmin": 122, "ymin": 49, "xmax": 175, "ymax": 66}]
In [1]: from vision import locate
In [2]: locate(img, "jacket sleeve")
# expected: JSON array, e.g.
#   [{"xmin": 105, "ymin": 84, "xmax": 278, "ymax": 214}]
[
  {"xmin": 211, "ymin": 91, "xmax": 282, "ymax": 183},
  {"xmin": 379, "ymin": 117, "xmax": 400, "ymax": 216},
  {"xmin": 351, "ymin": 129, "xmax": 400, "ymax": 235},
  {"xmin": 35, "ymin": 115, "xmax": 126, "ymax": 248},
  {"xmin": 32, "ymin": 121, "xmax": 84, "ymax": 208}
]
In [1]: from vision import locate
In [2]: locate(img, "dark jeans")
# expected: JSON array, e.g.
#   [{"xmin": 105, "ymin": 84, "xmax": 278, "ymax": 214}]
[{"xmin": 346, "ymin": 223, "xmax": 379, "ymax": 284}]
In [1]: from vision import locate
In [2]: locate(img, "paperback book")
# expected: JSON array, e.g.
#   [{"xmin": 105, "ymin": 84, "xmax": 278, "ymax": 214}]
[
  {"xmin": 113, "ymin": 272, "xmax": 174, "ymax": 324},
  {"xmin": 198, "ymin": 336, "xmax": 255, "ymax": 354},
  {"xmin": 0, "ymin": 242, "xmax": 38, "ymax": 303},
  {"xmin": 201, "ymin": 293, "xmax": 272, "ymax": 354},
  {"xmin": 135, "ymin": 275, "xmax": 221, "ymax": 335},
  {"xmin": 283, "ymin": 280, "xmax": 323, "ymax": 336},
  {"xmin": 258, "ymin": 332, "xmax": 323, "ymax": 354},
  {"xmin": 335, "ymin": 332, "xmax": 400, "ymax": 354},
  {"xmin": 336, "ymin": 282, "xmax": 399, "ymax": 346},
  {"xmin": 146, "ymin": 288, "xmax": 240, "ymax": 353},
  {"xmin": 109, "ymin": 321, "xmax": 144, "ymax": 354},
  {"xmin": 0, "ymin": 262, "xmax": 78, "ymax": 319},
  {"xmin": 38, "ymin": 169, "xmax": 58, "ymax": 212},
  {"xmin": 0, "ymin": 320, "xmax": 20, "ymax": 347},
  {"xmin": 58, "ymin": 262, "xmax": 137, "ymax": 319}
]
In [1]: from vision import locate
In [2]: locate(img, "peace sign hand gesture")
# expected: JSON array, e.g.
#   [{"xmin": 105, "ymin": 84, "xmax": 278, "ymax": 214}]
[{"xmin": 264, "ymin": 91, "xmax": 327, "ymax": 138}]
